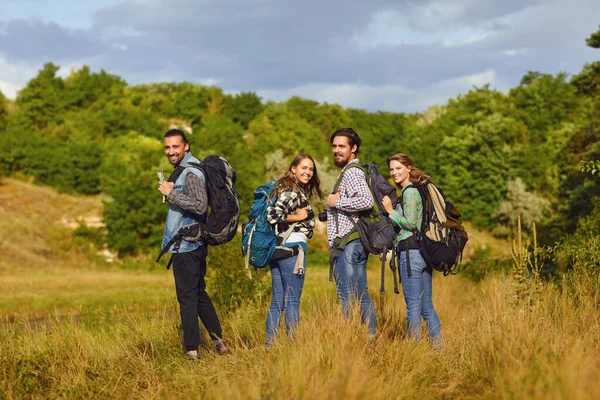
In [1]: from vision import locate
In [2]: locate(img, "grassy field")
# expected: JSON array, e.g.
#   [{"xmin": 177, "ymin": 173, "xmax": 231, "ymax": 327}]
[{"xmin": 1, "ymin": 179, "xmax": 599, "ymax": 399}]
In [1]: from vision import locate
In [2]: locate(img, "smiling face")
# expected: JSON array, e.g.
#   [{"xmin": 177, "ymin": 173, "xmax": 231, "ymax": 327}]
[
  {"xmin": 332, "ymin": 136, "xmax": 357, "ymax": 168},
  {"xmin": 292, "ymin": 158, "xmax": 315, "ymax": 185},
  {"xmin": 164, "ymin": 134, "xmax": 189, "ymax": 166},
  {"xmin": 389, "ymin": 159, "xmax": 412, "ymax": 187}
]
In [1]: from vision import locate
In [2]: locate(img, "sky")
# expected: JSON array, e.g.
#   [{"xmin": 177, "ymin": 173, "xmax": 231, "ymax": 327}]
[{"xmin": 0, "ymin": 0, "xmax": 599, "ymax": 113}]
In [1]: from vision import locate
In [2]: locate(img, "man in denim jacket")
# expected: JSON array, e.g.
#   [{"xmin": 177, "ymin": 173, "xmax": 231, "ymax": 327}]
[
  {"xmin": 325, "ymin": 128, "xmax": 376, "ymax": 338},
  {"xmin": 158, "ymin": 129, "xmax": 227, "ymax": 360}
]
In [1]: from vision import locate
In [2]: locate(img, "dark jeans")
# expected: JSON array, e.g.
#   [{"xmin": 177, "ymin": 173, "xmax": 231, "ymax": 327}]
[{"xmin": 172, "ymin": 245, "xmax": 222, "ymax": 351}]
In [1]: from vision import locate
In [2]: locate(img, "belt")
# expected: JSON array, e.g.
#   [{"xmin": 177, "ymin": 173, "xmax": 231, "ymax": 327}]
[{"xmin": 397, "ymin": 235, "xmax": 419, "ymax": 250}]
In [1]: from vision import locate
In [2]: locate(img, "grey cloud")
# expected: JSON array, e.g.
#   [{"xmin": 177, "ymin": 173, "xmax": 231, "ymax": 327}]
[
  {"xmin": 0, "ymin": 0, "xmax": 598, "ymax": 111},
  {"xmin": 0, "ymin": 19, "xmax": 111, "ymax": 62},
  {"xmin": 398, "ymin": 0, "xmax": 546, "ymax": 32}
]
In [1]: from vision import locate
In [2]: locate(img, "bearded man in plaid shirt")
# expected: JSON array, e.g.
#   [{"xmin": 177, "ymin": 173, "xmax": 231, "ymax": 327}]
[{"xmin": 325, "ymin": 128, "xmax": 376, "ymax": 338}]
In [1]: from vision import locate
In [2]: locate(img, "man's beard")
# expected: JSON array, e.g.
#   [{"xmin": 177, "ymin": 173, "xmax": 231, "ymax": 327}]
[{"xmin": 334, "ymin": 154, "xmax": 348, "ymax": 168}]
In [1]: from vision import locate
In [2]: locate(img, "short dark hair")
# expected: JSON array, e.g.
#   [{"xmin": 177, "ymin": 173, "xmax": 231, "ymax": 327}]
[
  {"xmin": 330, "ymin": 127, "xmax": 362, "ymax": 155},
  {"xmin": 164, "ymin": 129, "xmax": 189, "ymax": 144}
]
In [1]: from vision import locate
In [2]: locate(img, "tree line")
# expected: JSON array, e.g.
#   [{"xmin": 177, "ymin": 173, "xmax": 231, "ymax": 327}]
[{"xmin": 0, "ymin": 28, "xmax": 598, "ymax": 275}]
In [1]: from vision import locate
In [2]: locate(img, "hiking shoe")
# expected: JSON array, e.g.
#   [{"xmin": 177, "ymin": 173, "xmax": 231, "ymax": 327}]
[
  {"xmin": 183, "ymin": 351, "xmax": 199, "ymax": 361},
  {"xmin": 213, "ymin": 339, "xmax": 229, "ymax": 355}
]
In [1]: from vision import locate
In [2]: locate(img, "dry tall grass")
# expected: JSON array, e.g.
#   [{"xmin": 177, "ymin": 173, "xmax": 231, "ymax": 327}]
[
  {"xmin": 2, "ymin": 267, "xmax": 600, "ymax": 399},
  {"xmin": 1, "ymin": 178, "xmax": 599, "ymax": 399}
]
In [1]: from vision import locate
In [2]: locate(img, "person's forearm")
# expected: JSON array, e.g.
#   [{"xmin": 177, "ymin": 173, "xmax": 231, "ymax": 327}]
[
  {"xmin": 336, "ymin": 195, "xmax": 374, "ymax": 212},
  {"xmin": 335, "ymin": 169, "xmax": 374, "ymax": 212},
  {"xmin": 167, "ymin": 174, "xmax": 207, "ymax": 215},
  {"xmin": 286, "ymin": 213, "xmax": 301, "ymax": 222},
  {"xmin": 389, "ymin": 208, "xmax": 418, "ymax": 231}
]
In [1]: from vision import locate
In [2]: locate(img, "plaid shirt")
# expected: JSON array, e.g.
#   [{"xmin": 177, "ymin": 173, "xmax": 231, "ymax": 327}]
[
  {"xmin": 326, "ymin": 159, "xmax": 374, "ymax": 248},
  {"xmin": 266, "ymin": 188, "xmax": 315, "ymax": 239}
]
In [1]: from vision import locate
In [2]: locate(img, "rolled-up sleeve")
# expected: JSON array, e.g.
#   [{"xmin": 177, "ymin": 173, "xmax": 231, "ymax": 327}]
[
  {"xmin": 389, "ymin": 188, "xmax": 420, "ymax": 231},
  {"xmin": 266, "ymin": 191, "xmax": 298, "ymax": 225}
]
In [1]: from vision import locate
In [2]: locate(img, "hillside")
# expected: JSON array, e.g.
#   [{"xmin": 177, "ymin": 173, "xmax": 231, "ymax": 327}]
[{"xmin": 0, "ymin": 178, "xmax": 172, "ymax": 320}]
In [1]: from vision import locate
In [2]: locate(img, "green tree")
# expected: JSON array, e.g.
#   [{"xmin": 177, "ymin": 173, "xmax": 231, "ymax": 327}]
[
  {"xmin": 437, "ymin": 113, "xmax": 519, "ymax": 228},
  {"xmin": 445, "ymin": 85, "xmax": 510, "ymax": 127},
  {"xmin": 89, "ymin": 87, "xmax": 165, "ymax": 140},
  {"xmin": 492, "ymin": 177, "xmax": 551, "ymax": 236},
  {"xmin": 67, "ymin": 132, "xmax": 102, "ymax": 194},
  {"xmin": 246, "ymin": 102, "xmax": 329, "ymax": 158},
  {"xmin": 571, "ymin": 62, "xmax": 600, "ymax": 97},
  {"xmin": 171, "ymin": 83, "xmax": 214, "ymax": 128},
  {"xmin": 346, "ymin": 108, "xmax": 406, "ymax": 169},
  {"xmin": 545, "ymin": 111, "xmax": 600, "ymax": 240},
  {"xmin": 0, "ymin": 90, "xmax": 7, "ymax": 131},
  {"xmin": 510, "ymin": 72, "xmax": 582, "ymax": 138},
  {"xmin": 586, "ymin": 24, "xmax": 600, "ymax": 48},
  {"xmin": 16, "ymin": 62, "xmax": 64, "ymax": 131},
  {"xmin": 285, "ymin": 96, "xmax": 321, "ymax": 125},
  {"xmin": 196, "ymin": 114, "xmax": 259, "ymax": 211},
  {"xmin": 572, "ymin": 27, "xmax": 600, "ymax": 97},
  {"xmin": 101, "ymin": 133, "xmax": 167, "ymax": 254},
  {"xmin": 204, "ymin": 87, "xmax": 226, "ymax": 116},
  {"xmin": 315, "ymin": 104, "xmax": 354, "ymax": 140},
  {"xmin": 224, "ymin": 91, "xmax": 263, "ymax": 129},
  {"xmin": 62, "ymin": 66, "xmax": 126, "ymax": 111}
]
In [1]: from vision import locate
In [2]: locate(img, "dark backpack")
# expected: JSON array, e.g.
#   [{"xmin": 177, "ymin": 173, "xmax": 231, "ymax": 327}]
[
  {"xmin": 156, "ymin": 155, "xmax": 240, "ymax": 267},
  {"xmin": 198, "ymin": 155, "xmax": 240, "ymax": 245},
  {"xmin": 333, "ymin": 162, "xmax": 398, "ymax": 256},
  {"xmin": 241, "ymin": 180, "xmax": 301, "ymax": 277},
  {"xmin": 406, "ymin": 183, "xmax": 468, "ymax": 275}
]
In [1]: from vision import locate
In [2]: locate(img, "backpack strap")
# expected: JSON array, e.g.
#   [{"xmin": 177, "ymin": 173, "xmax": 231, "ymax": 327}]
[
  {"xmin": 380, "ymin": 250, "xmax": 387, "ymax": 294},
  {"xmin": 332, "ymin": 162, "xmax": 366, "ymax": 193},
  {"xmin": 167, "ymin": 165, "xmax": 186, "ymax": 183},
  {"xmin": 328, "ymin": 230, "xmax": 361, "ymax": 282},
  {"xmin": 156, "ymin": 223, "xmax": 201, "ymax": 268},
  {"xmin": 405, "ymin": 239, "xmax": 412, "ymax": 278},
  {"xmin": 391, "ymin": 246, "xmax": 399, "ymax": 294},
  {"xmin": 156, "ymin": 234, "xmax": 182, "ymax": 264},
  {"xmin": 293, "ymin": 246, "xmax": 305, "ymax": 275},
  {"xmin": 278, "ymin": 222, "xmax": 299, "ymax": 244}
]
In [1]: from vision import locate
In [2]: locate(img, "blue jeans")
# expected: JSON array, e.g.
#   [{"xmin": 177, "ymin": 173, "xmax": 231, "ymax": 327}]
[
  {"xmin": 399, "ymin": 249, "xmax": 442, "ymax": 345},
  {"xmin": 333, "ymin": 240, "xmax": 376, "ymax": 335},
  {"xmin": 266, "ymin": 255, "xmax": 305, "ymax": 345}
]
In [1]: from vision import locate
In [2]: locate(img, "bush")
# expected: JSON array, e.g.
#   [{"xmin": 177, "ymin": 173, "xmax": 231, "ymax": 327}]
[
  {"xmin": 461, "ymin": 244, "xmax": 512, "ymax": 282},
  {"xmin": 204, "ymin": 237, "xmax": 271, "ymax": 313}
]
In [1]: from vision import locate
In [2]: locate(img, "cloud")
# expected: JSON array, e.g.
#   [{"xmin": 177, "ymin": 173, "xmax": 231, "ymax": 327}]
[
  {"xmin": 256, "ymin": 68, "xmax": 502, "ymax": 112},
  {"xmin": 0, "ymin": 20, "xmax": 109, "ymax": 62},
  {"xmin": 0, "ymin": 54, "xmax": 39, "ymax": 98},
  {"xmin": 504, "ymin": 48, "xmax": 528, "ymax": 56},
  {"xmin": 0, "ymin": 0, "xmax": 598, "ymax": 111}
]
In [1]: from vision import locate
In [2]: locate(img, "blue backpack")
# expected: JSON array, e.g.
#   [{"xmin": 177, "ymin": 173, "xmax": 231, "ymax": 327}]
[
  {"xmin": 241, "ymin": 180, "xmax": 301, "ymax": 277},
  {"xmin": 241, "ymin": 180, "xmax": 279, "ymax": 272}
]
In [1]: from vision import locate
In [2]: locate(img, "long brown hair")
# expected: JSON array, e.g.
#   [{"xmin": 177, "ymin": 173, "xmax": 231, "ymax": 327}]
[
  {"xmin": 386, "ymin": 153, "xmax": 432, "ymax": 188},
  {"xmin": 274, "ymin": 153, "xmax": 324, "ymax": 200}
]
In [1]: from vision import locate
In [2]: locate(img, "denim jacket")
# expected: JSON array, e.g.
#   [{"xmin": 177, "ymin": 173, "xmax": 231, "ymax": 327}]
[{"xmin": 161, "ymin": 152, "xmax": 206, "ymax": 253}]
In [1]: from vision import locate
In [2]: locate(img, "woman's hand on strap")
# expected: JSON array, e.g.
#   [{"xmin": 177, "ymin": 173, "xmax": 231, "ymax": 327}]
[{"xmin": 382, "ymin": 196, "xmax": 394, "ymax": 214}]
